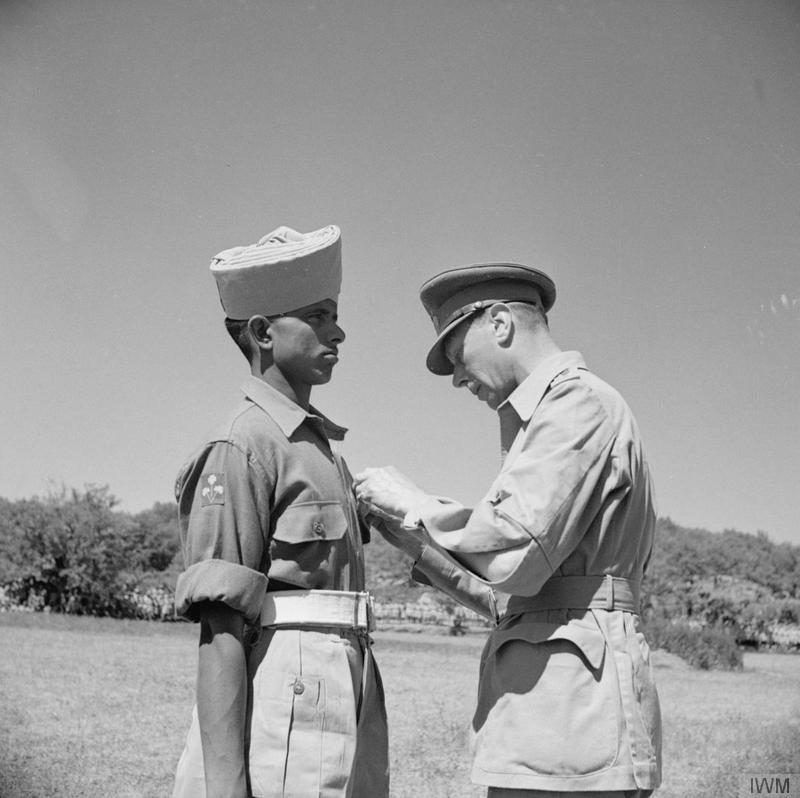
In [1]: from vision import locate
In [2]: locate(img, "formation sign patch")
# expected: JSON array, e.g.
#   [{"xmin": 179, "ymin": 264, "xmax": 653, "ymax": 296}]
[{"xmin": 200, "ymin": 473, "xmax": 225, "ymax": 507}]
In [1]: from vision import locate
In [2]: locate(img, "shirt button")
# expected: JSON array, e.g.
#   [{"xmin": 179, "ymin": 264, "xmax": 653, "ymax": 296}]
[
  {"xmin": 292, "ymin": 679, "xmax": 305, "ymax": 695},
  {"xmin": 312, "ymin": 520, "xmax": 325, "ymax": 537}
]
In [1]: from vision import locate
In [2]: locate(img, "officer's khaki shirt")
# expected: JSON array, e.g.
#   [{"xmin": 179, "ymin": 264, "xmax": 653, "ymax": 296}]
[{"xmin": 410, "ymin": 351, "xmax": 662, "ymax": 792}]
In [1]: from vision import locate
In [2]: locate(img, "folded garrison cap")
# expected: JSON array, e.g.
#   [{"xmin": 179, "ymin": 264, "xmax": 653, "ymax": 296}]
[
  {"xmin": 419, "ymin": 262, "xmax": 556, "ymax": 375},
  {"xmin": 210, "ymin": 224, "xmax": 342, "ymax": 318}
]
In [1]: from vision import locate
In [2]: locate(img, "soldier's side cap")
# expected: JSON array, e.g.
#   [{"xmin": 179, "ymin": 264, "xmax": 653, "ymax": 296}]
[
  {"xmin": 420, "ymin": 262, "xmax": 556, "ymax": 375},
  {"xmin": 210, "ymin": 224, "xmax": 342, "ymax": 319}
]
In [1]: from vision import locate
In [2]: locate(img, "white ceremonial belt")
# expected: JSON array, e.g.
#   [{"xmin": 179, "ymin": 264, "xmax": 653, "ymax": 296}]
[{"xmin": 260, "ymin": 589, "xmax": 375, "ymax": 632}]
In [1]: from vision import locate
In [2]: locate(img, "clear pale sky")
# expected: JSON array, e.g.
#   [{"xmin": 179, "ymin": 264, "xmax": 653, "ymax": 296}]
[{"xmin": 2, "ymin": 1, "xmax": 798, "ymax": 544}]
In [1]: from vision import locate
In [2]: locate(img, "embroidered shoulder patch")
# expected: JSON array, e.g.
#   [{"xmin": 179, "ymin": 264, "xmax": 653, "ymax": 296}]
[{"xmin": 200, "ymin": 473, "xmax": 225, "ymax": 507}]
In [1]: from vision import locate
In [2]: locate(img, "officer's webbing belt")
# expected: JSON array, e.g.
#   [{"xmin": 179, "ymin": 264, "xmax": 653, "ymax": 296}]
[
  {"xmin": 505, "ymin": 575, "xmax": 640, "ymax": 615},
  {"xmin": 260, "ymin": 589, "xmax": 375, "ymax": 632}
]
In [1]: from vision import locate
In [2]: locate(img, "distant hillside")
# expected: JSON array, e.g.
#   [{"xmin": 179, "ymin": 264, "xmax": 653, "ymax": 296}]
[
  {"xmin": 642, "ymin": 518, "xmax": 800, "ymax": 645},
  {"xmin": 366, "ymin": 517, "xmax": 800, "ymax": 643},
  {"xmin": 645, "ymin": 517, "xmax": 800, "ymax": 600},
  {"xmin": 364, "ymin": 529, "xmax": 423, "ymax": 603},
  {"xmin": 367, "ymin": 517, "xmax": 800, "ymax": 597},
  {"xmin": 3, "ymin": 486, "xmax": 798, "ymax": 645}
]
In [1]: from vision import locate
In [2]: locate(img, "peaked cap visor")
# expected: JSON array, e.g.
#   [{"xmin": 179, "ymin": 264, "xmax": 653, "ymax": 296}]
[{"xmin": 419, "ymin": 263, "xmax": 556, "ymax": 375}]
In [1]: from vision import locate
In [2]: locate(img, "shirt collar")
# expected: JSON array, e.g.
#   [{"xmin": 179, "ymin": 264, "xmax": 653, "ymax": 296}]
[
  {"xmin": 499, "ymin": 350, "xmax": 587, "ymax": 423},
  {"xmin": 241, "ymin": 375, "xmax": 348, "ymax": 441}
]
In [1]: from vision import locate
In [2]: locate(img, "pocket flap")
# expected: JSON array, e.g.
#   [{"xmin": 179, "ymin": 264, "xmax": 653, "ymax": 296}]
[
  {"xmin": 272, "ymin": 501, "xmax": 348, "ymax": 544},
  {"xmin": 489, "ymin": 617, "xmax": 607, "ymax": 670}
]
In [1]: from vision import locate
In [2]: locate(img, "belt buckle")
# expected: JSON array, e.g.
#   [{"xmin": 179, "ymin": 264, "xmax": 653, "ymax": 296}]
[
  {"xmin": 367, "ymin": 593, "xmax": 376, "ymax": 632},
  {"xmin": 605, "ymin": 574, "xmax": 614, "ymax": 611},
  {"xmin": 357, "ymin": 592, "xmax": 375, "ymax": 632}
]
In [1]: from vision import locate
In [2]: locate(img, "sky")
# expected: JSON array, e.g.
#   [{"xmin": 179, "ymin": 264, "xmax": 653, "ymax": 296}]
[{"xmin": 1, "ymin": 0, "xmax": 799, "ymax": 544}]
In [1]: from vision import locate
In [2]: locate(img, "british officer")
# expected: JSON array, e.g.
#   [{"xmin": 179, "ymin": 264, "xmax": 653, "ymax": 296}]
[{"xmin": 355, "ymin": 262, "xmax": 662, "ymax": 798}]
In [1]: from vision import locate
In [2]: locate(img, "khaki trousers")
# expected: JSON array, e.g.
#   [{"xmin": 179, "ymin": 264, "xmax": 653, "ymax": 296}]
[{"xmin": 173, "ymin": 626, "xmax": 389, "ymax": 798}]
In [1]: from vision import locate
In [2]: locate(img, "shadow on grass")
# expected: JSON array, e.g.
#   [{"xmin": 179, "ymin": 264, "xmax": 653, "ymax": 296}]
[
  {"xmin": 0, "ymin": 703, "xmax": 66, "ymax": 798},
  {"xmin": 0, "ymin": 754, "xmax": 63, "ymax": 798}
]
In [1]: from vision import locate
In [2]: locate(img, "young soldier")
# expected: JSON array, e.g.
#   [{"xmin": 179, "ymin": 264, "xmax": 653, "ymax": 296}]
[
  {"xmin": 172, "ymin": 225, "xmax": 389, "ymax": 798},
  {"xmin": 356, "ymin": 262, "xmax": 662, "ymax": 798}
]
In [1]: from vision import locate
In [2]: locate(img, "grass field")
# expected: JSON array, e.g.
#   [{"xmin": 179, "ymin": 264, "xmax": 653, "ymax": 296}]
[{"xmin": 1, "ymin": 613, "xmax": 799, "ymax": 798}]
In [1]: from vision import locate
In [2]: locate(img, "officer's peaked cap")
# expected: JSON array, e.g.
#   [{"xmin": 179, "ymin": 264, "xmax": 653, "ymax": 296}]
[{"xmin": 419, "ymin": 262, "xmax": 556, "ymax": 375}]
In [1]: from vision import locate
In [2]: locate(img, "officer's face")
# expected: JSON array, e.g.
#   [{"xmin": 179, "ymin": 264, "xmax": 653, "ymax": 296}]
[
  {"xmin": 444, "ymin": 313, "xmax": 508, "ymax": 410},
  {"xmin": 268, "ymin": 299, "xmax": 345, "ymax": 387}
]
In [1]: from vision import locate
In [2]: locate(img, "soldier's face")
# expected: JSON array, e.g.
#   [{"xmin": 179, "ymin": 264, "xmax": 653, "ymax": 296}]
[
  {"xmin": 444, "ymin": 314, "xmax": 509, "ymax": 410},
  {"xmin": 268, "ymin": 299, "xmax": 345, "ymax": 387}
]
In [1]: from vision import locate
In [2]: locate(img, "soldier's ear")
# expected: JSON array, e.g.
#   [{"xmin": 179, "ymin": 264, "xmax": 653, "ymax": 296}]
[{"xmin": 247, "ymin": 315, "xmax": 273, "ymax": 351}]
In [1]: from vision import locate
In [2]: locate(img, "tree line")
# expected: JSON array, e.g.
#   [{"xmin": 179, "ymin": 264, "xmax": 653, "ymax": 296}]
[
  {"xmin": 1, "ymin": 487, "xmax": 799, "ymax": 651},
  {"xmin": 642, "ymin": 517, "xmax": 800, "ymax": 636},
  {"xmin": 0, "ymin": 486, "xmax": 181, "ymax": 617}
]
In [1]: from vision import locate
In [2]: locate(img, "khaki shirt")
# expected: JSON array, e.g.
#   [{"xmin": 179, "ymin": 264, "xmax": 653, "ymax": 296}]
[
  {"xmin": 410, "ymin": 351, "xmax": 662, "ymax": 792},
  {"xmin": 175, "ymin": 376, "xmax": 367, "ymax": 623}
]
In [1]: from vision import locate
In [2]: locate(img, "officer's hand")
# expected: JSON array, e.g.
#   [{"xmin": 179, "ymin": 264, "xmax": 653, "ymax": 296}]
[{"xmin": 353, "ymin": 466, "xmax": 428, "ymax": 522}]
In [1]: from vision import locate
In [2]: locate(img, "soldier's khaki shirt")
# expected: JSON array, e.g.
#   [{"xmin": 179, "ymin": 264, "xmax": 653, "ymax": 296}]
[
  {"xmin": 175, "ymin": 376, "xmax": 369, "ymax": 617},
  {"xmin": 410, "ymin": 351, "xmax": 662, "ymax": 792},
  {"xmin": 172, "ymin": 376, "xmax": 388, "ymax": 798}
]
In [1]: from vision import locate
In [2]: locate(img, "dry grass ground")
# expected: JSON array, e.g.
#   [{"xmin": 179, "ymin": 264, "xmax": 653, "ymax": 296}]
[{"xmin": 1, "ymin": 613, "xmax": 798, "ymax": 798}]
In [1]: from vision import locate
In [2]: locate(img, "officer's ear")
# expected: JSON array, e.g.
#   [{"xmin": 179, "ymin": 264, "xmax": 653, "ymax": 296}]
[
  {"xmin": 247, "ymin": 315, "xmax": 274, "ymax": 352},
  {"xmin": 487, "ymin": 303, "xmax": 514, "ymax": 344}
]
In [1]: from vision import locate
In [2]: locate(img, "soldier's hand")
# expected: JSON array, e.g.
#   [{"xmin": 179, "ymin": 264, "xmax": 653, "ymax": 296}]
[{"xmin": 353, "ymin": 466, "xmax": 428, "ymax": 522}]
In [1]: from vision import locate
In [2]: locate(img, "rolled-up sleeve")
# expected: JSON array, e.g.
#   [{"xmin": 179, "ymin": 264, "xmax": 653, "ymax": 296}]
[
  {"xmin": 411, "ymin": 543, "xmax": 499, "ymax": 622},
  {"xmin": 415, "ymin": 378, "xmax": 617, "ymax": 595},
  {"xmin": 175, "ymin": 440, "xmax": 271, "ymax": 623}
]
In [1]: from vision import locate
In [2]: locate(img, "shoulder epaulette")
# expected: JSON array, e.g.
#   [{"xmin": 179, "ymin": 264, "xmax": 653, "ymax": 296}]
[{"xmin": 549, "ymin": 366, "xmax": 582, "ymax": 388}]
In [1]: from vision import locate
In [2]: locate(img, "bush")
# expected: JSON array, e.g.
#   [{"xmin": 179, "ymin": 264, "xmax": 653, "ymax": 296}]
[
  {"xmin": 127, "ymin": 502, "xmax": 181, "ymax": 572},
  {"xmin": 644, "ymin": 615, "xmax": 743, "ymax": 670},
  {"xmin": 0, "ymin": 487, "xmax": 130, "ymax": 616},
  {"xmin": 0, "ymin": 486, "xmax": 184, "ymax": 619}
]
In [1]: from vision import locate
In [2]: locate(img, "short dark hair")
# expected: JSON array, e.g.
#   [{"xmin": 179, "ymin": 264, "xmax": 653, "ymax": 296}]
[
  {"xmin": 508, "ymin": 299, "xmax": 549, "ymax": 330},
  {"xmin": 224, "ymin": 318, "xmax": 252, "ymax": 360}
]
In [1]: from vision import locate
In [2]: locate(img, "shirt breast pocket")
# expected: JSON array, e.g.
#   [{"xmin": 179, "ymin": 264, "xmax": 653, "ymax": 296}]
[
  {"xmin": 270, "ymin": 501, "xmax": 349, "ymax": 587},
  {"xmin": 272, "ymin": 501, "xmax": 349, "ymax": 544}
]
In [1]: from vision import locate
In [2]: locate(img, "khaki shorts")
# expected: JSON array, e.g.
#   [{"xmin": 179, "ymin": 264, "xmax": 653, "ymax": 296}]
[{"xmin": 173, "ymin": 626, "xmax": 389, "ymax": 798}]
